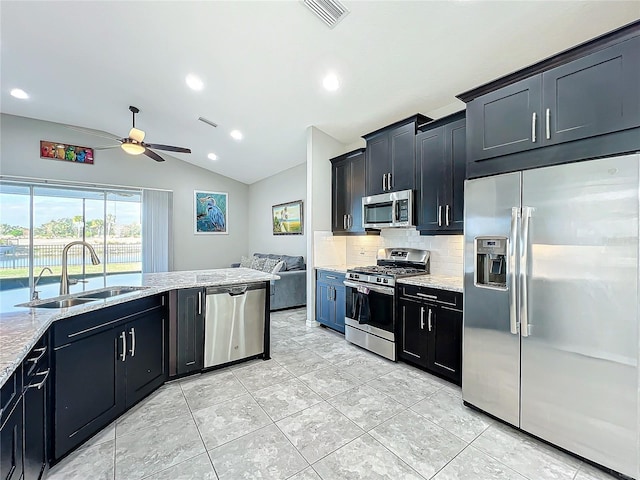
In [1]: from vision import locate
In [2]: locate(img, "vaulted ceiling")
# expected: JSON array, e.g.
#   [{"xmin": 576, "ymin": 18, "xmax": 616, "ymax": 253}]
[{"xmin": 1, "ymin": 1, "xmax": 638, "ymax": 184}]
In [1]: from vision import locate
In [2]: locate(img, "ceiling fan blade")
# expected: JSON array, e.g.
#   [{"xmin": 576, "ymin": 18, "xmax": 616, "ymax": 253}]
[
  {"xmin": 143, "ymin": 149, "xmax": 165, "ymax": 162},
  {"xmin": 64, "ymin": 125, "xmax": 122, "ymax": 141},
  {"xmin": 93, "ymin": 145, "xmax": 121, "ymax": 150},
  {"xmin": 143, "ymin": 143, "xmax": 191, "ymax": 154}
]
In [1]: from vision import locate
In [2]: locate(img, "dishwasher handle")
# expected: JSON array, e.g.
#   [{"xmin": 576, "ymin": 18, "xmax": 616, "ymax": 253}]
[{"xmin": 207, "ymin": 284, "xmax": 259, "ymax": 297}]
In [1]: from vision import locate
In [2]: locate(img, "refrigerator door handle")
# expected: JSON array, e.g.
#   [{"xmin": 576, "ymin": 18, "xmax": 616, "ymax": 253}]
[
  {"xmin": 509, "ymin": 207, "xmax": 520, "ymax": 335},
  {"xmin": 520, "ymin": 206, "xmax": 532, "ymax": 337}
]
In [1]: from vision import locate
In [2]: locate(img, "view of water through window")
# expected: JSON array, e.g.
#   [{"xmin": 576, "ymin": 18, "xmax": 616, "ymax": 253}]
[{"xmin": 0, "ymin": 181, "xmax": 143, "ymax": 307}]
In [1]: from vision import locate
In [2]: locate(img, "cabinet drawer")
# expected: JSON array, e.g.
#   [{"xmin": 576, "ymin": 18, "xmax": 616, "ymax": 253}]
[
  {"xmin": 316, "ymin": 270, "xmax": 345, "ymax": 285},
  {"xmin": 0, "ymin": 367, "xmax": 22, "ymax": 426},
  {"xmin": 53, "ymin": 295, "xmax": 164, "ymax": 347},
  {"xmin": 398, "ymin": 285, "xmax": 462, "ymax": 310}
]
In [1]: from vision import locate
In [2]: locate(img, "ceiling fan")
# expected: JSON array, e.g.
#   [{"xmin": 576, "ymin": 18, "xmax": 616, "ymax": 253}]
[{"xmin": 67, "ymin": 106, "xmax": 191, "ymax": 162}]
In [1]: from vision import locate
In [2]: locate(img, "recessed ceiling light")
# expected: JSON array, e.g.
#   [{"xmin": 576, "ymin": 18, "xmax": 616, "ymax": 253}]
[
  {"xmin": 323, "ymin": 73, "xmax": 340, "ymax": 92},
  {"xmin": 230, "ymin": 130, "xmax": 243, "ymax": 141},
  {"xmin": 207, "ymin": 153, "xmax": 218, "ymax": 161},
  {"xmin": 185, "ymin": 74, "xmax": 204, "ymax": 91},
  {"xmin": 10, "ymin": 88, "xmax": 29, "ymax": 99}
]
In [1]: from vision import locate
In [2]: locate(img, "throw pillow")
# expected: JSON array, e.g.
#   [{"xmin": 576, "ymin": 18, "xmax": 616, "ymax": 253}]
[
  {"xmin": 272, "ymin": 260, "xmax": 285, "ymax": 274},
  {"xmin": 262, "ymin": 258, "xmax": 280, "ymax": 273},
  {"xmin": 281, "ymin": 255, "xmax": 305, "ymax": 271},
  {"xmin": 250, "ymin": 256, "xmax": 267, "ymax": 271},
  {"xmin": 240, "ymin": 255, "xmax": 254, "ymax": 268}
]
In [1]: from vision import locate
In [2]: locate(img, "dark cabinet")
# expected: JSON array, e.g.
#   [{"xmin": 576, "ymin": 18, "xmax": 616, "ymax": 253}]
[
  {"xmin": 23, "ymin": 338, "xmax": 49, "ymax": 480},
  {"xmin": 315, "ymin": 270, "xmax": 346, "ymax": 334},
  {"xmin": 174, "ymin": 288, "xmax": 204, "ymax": 376},
  {"xmin": 463, "ymin": 32, "xmax": 640, "ymax": 175},
  {"xmin": 416, "ymin": 113, "xmax": 466, "ymax": 234},
  {"xmin": 1, "ymin": 369, "xmax": 23, "ymax": 480},
  {"xmin": 542, "ymin": 36, "xmax": 640, "ymax": 146},
  {"xmin": 397, "ymin": 285, "xmax": 462, "ymax": 384},
  {"xmin": 398, "ymin": 298, "xmax": 428, "ymax": 365},
  {"xmin": 331, "ymin": 149, "xmax": 366, "ymax": 234},
  {"xmin": 53, "ymin": 295, "xmax": 166, "ymax": 460},
  {"xmin": 364, "ymin": 115, "xmax": 431, "ymax": 196},
  {"xmin": 0, "ymin": 397, "xmax": 23, "ymax": 480}
]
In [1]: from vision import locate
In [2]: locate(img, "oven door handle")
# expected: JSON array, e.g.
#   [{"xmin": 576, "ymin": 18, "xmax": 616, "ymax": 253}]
[{"xmin": 343, "ymin": 280, "xmax": 395, "ymax": 296}]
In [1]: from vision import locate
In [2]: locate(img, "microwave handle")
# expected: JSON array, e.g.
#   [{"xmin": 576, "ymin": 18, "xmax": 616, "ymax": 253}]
[{"xmin": 394, "ymin": 201, "xmax": 400, "ymax": 222}]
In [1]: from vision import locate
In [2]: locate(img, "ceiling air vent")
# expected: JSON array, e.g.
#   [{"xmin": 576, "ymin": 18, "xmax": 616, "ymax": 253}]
[{"xmin": 302, "ymin": 0, "xmax": 349, "ymax": 29}]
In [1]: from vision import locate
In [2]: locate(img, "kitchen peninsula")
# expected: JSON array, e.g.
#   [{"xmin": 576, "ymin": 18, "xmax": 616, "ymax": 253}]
[{"xmin": 0, "ymin": 267, "xmax": 278, "ymax": 472}]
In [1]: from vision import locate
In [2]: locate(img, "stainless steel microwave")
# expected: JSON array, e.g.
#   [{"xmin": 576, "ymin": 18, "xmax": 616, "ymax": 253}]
[{"xmin": 362, "ymin": 189, "xmax": 414, "ymax": 229}]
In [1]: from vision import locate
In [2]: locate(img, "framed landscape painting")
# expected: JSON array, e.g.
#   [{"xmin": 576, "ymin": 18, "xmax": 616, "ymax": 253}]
[
  {"xmin": 194, "ymin": 191, "xmax": 228, "ymax": 234},
  {"xmin": 272, "ymin": 200, "xmax": 303, "ymax": 235}
]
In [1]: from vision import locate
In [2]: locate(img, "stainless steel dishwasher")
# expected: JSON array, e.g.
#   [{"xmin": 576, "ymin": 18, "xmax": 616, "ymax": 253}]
[{"xmin": 204, "ymin": 283, "xmax": 266, "ymax": 368}]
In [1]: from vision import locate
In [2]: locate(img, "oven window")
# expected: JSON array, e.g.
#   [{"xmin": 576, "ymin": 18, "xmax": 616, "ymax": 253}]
[
  {"xmin": 364, "ymin": 202, "xmax": 393, "ymax": 224},
  {"xmin": 346, "ymin": 286, "xmax": 394, "ymax": 332}
]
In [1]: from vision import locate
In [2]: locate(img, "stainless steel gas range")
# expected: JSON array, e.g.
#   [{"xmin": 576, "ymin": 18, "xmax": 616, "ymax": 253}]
[{"xmin": 344, "ymin": 248, "xmax": 429, "ymax": 361}]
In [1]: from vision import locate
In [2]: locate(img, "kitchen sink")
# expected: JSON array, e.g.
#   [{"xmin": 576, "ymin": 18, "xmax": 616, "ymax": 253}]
[
  {"xmin": 78, "ymin": 286, "xmax": 148, "ymax": 299},
  {"xmin": 28, "ymin": 298, "xmax": 98, "ymax": 309}
]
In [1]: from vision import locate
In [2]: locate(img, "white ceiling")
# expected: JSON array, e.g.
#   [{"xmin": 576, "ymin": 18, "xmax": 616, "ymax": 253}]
[{"xmin": 1, "ymin": 1, "xmax": 638, "ymax": 185}]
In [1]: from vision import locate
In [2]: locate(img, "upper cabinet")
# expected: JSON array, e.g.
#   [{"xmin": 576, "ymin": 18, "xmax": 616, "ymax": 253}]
[
  {"xmin": 416, "ymin": 112, "xmax": 466, "ymax": 234},
  {"xmin": 363, "ymin": 114, "xmax": 431, "ymax": 196},
  {"xmin": 331, "ymin": 149, "xmax": 368, "ymax": 234},
  {"xmin": 459, "ymin": 24, "xmax": 640, "ymax": 178}
]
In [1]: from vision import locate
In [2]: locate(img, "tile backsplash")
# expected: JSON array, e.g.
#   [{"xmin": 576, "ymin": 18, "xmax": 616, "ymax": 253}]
[{"xmin": 312, "ymin": 229, "xmax": 463, "ymax": 277}]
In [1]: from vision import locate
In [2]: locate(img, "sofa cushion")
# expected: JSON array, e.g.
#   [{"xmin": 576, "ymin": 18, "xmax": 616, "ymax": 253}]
[
  {"xmin": 240, "ymin": 255, "xmax": 254, "ymax": 268},
  {"xmin": 262, "ymin": 258, "xmax": 281, "ymax": 273},
  {"xmin": 281, "ymin": 255, "xmax": 305, "ymax": 271},
  {"xmin": 250, "ymin": 256, "xmax": 267, "ymax": 271}
]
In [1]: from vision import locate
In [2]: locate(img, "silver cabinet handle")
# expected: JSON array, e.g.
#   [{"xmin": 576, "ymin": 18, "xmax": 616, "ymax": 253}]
[
  {"xmin": 343, "ymin": 214, "xmax": 347, "ymax": 230},
  {"xmin": 420, "ymin": 307, "xmax": 425, "ymax": 329},
  {"xmin": 382, "ymin": 173, "xmax": 387, "ymax": 191},
  {"xmin": 27, "ymin": 347, "xmax": 47, "ymax": 364},
  {"xmin": 509, "ymin": 207, "xmax": 520, "ymax": 335},
  {"xmin": 198, "ymin": 291, "xmax": 202, "ymax": 315},
  {"xmin": 387, "ymin": 172, "xmax": 392, "ymax": 191},
  {"xmin": 545, "ymin": 108, "xmax": 551, "ymax": 140},
  {"xmin": 348, "ymin": 214, "xmax": 352, "ymax": 229},
  {"xmin": 445, "ymin": 205, "xmax": 450, "ymax": 227},
  {"xmin": 520, "ymin": 206, "xmax": 532, "ymax": 337},
  {"xmin": 427, "ymin": 308, "xmax": 433, "ymax": 332},
  {"xmin": 416, "ymin": 292, "xmax": 438, "ymax": 300},
  {"xmin": 438, "ymin": 205, "xmax": 442, "ymax": 227},
  {"xmin": 326, "ymin": 275, "xmax": 337, "ymax": 280},
  {"xmin": 531, "ymin": 112, "xmax": 537, "ymax": 142},
  {"xmin": 27, "ymin": 369, "xmax": 50, "ymax": 390},
  {"xmin": 129, "ymin": 327, "xmax": 136, "ymax": 357},
  {"xmin": 120, "ymin": 331, "xmax": 127, "ymax": 362}
]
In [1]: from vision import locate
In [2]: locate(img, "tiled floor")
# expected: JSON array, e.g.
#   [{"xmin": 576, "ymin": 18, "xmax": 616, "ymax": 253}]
[{"xmin": 48, "ymin": 307, "xmax": 617, "ymax": 480}]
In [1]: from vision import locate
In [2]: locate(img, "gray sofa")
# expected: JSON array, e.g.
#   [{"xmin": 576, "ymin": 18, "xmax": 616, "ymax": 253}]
[{"xmin": 232, "ymin": 253, "xmax": 307, "ymax": 311}]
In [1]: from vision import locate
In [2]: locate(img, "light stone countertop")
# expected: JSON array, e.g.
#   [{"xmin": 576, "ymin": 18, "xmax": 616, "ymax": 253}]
[
  {"xmin": 0, "ymin": 268, "xmax": 278, "ymax": 388},
  {"xmin": 397, "ymin": 274, "xmax": 464, "ymax": 293}
]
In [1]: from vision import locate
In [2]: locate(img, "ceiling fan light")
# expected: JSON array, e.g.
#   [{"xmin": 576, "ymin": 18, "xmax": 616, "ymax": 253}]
[
  {"xmin": 129, "ymin": 127, "xmax": 145, "ymax": 143},
  {"xmin": 121, "ymin": 142, "xmax": 145, "ymax": 155}
]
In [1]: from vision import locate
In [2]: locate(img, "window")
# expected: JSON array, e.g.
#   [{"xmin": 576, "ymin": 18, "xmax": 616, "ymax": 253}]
[{"xmin": 0, "ymin": 181, "xmax": 143, "ymax": 306}]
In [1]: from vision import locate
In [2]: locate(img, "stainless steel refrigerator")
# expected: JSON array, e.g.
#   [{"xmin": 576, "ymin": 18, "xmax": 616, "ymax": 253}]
[{"xmin": 463, "ymin": 154, "xmax": 639, "ymax": 479}]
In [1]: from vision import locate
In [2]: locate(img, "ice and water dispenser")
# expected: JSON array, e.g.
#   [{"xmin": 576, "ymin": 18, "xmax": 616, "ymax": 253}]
[{"xmin": 475, "ymin": 237, "xmax": 507, "ymax": 288}]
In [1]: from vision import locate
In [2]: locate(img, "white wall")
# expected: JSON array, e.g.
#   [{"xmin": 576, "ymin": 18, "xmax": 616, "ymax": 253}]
[
  {"xmin": 247, "ymin": 163, "xmax": 306, "ymax": 257},
  {"xmin": 306, "ymin": 126, "xmax": 347, "ymax": 324},
  {"xmin": 0, "ymin": 114, "xmax": 249, "ymax": 270}
]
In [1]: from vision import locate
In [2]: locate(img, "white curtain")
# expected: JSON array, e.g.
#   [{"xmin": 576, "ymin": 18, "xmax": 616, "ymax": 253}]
[{"xmin": 142, "ymin": 189, "xmax": 173, "ymax": 273}]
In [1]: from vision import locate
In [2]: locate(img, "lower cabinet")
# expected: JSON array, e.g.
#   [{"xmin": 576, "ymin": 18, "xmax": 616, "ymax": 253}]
[
  {"xmin": 315, "ymin": 270, "xmax": 346, "ymax": 333},
  {"xmin": 1, "ymin": 385, "xmax": 23, "ymax": 480},
  {"xmin": 53, "ymin": 295, "xmax": 166, "ymax": 460},
  {"xmin": 173, "ymin": 288, "xmax": 205, "ymax": 376},
  {"xmin": 397, "ymin": 285, "xmax": 462, "ymax": 384},
  {"xmin": 1, "ymin": 337, "xmax": 50, "ymax": 480}
]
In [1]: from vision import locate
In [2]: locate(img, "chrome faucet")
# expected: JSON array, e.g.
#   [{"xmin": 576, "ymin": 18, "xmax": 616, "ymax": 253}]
[
  {"xmin": 32, "ymin": 266, "xmax": 53, "ymax": 300},
  {"xmin": 60, "ymin": 241, "xmax": 101, "ymax": 295}
]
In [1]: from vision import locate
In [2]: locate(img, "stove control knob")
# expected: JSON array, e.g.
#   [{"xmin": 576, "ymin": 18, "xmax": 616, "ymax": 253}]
[
  {"xmin": 383, "ymin": 278, "xmax": 389, "ymax": 284},
  {"xmin": 354, "ymin": 274, "xmax": 359, "ymax": 279},
  {"xmin": 376, "ymin": 278, "xmax": 381, "ymax": 283}
]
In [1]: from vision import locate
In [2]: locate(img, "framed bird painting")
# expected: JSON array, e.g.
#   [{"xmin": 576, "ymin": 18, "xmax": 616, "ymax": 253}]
[{"xmin": 194, "ymin": 191, "xmax": 228, "ymax": 234}]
